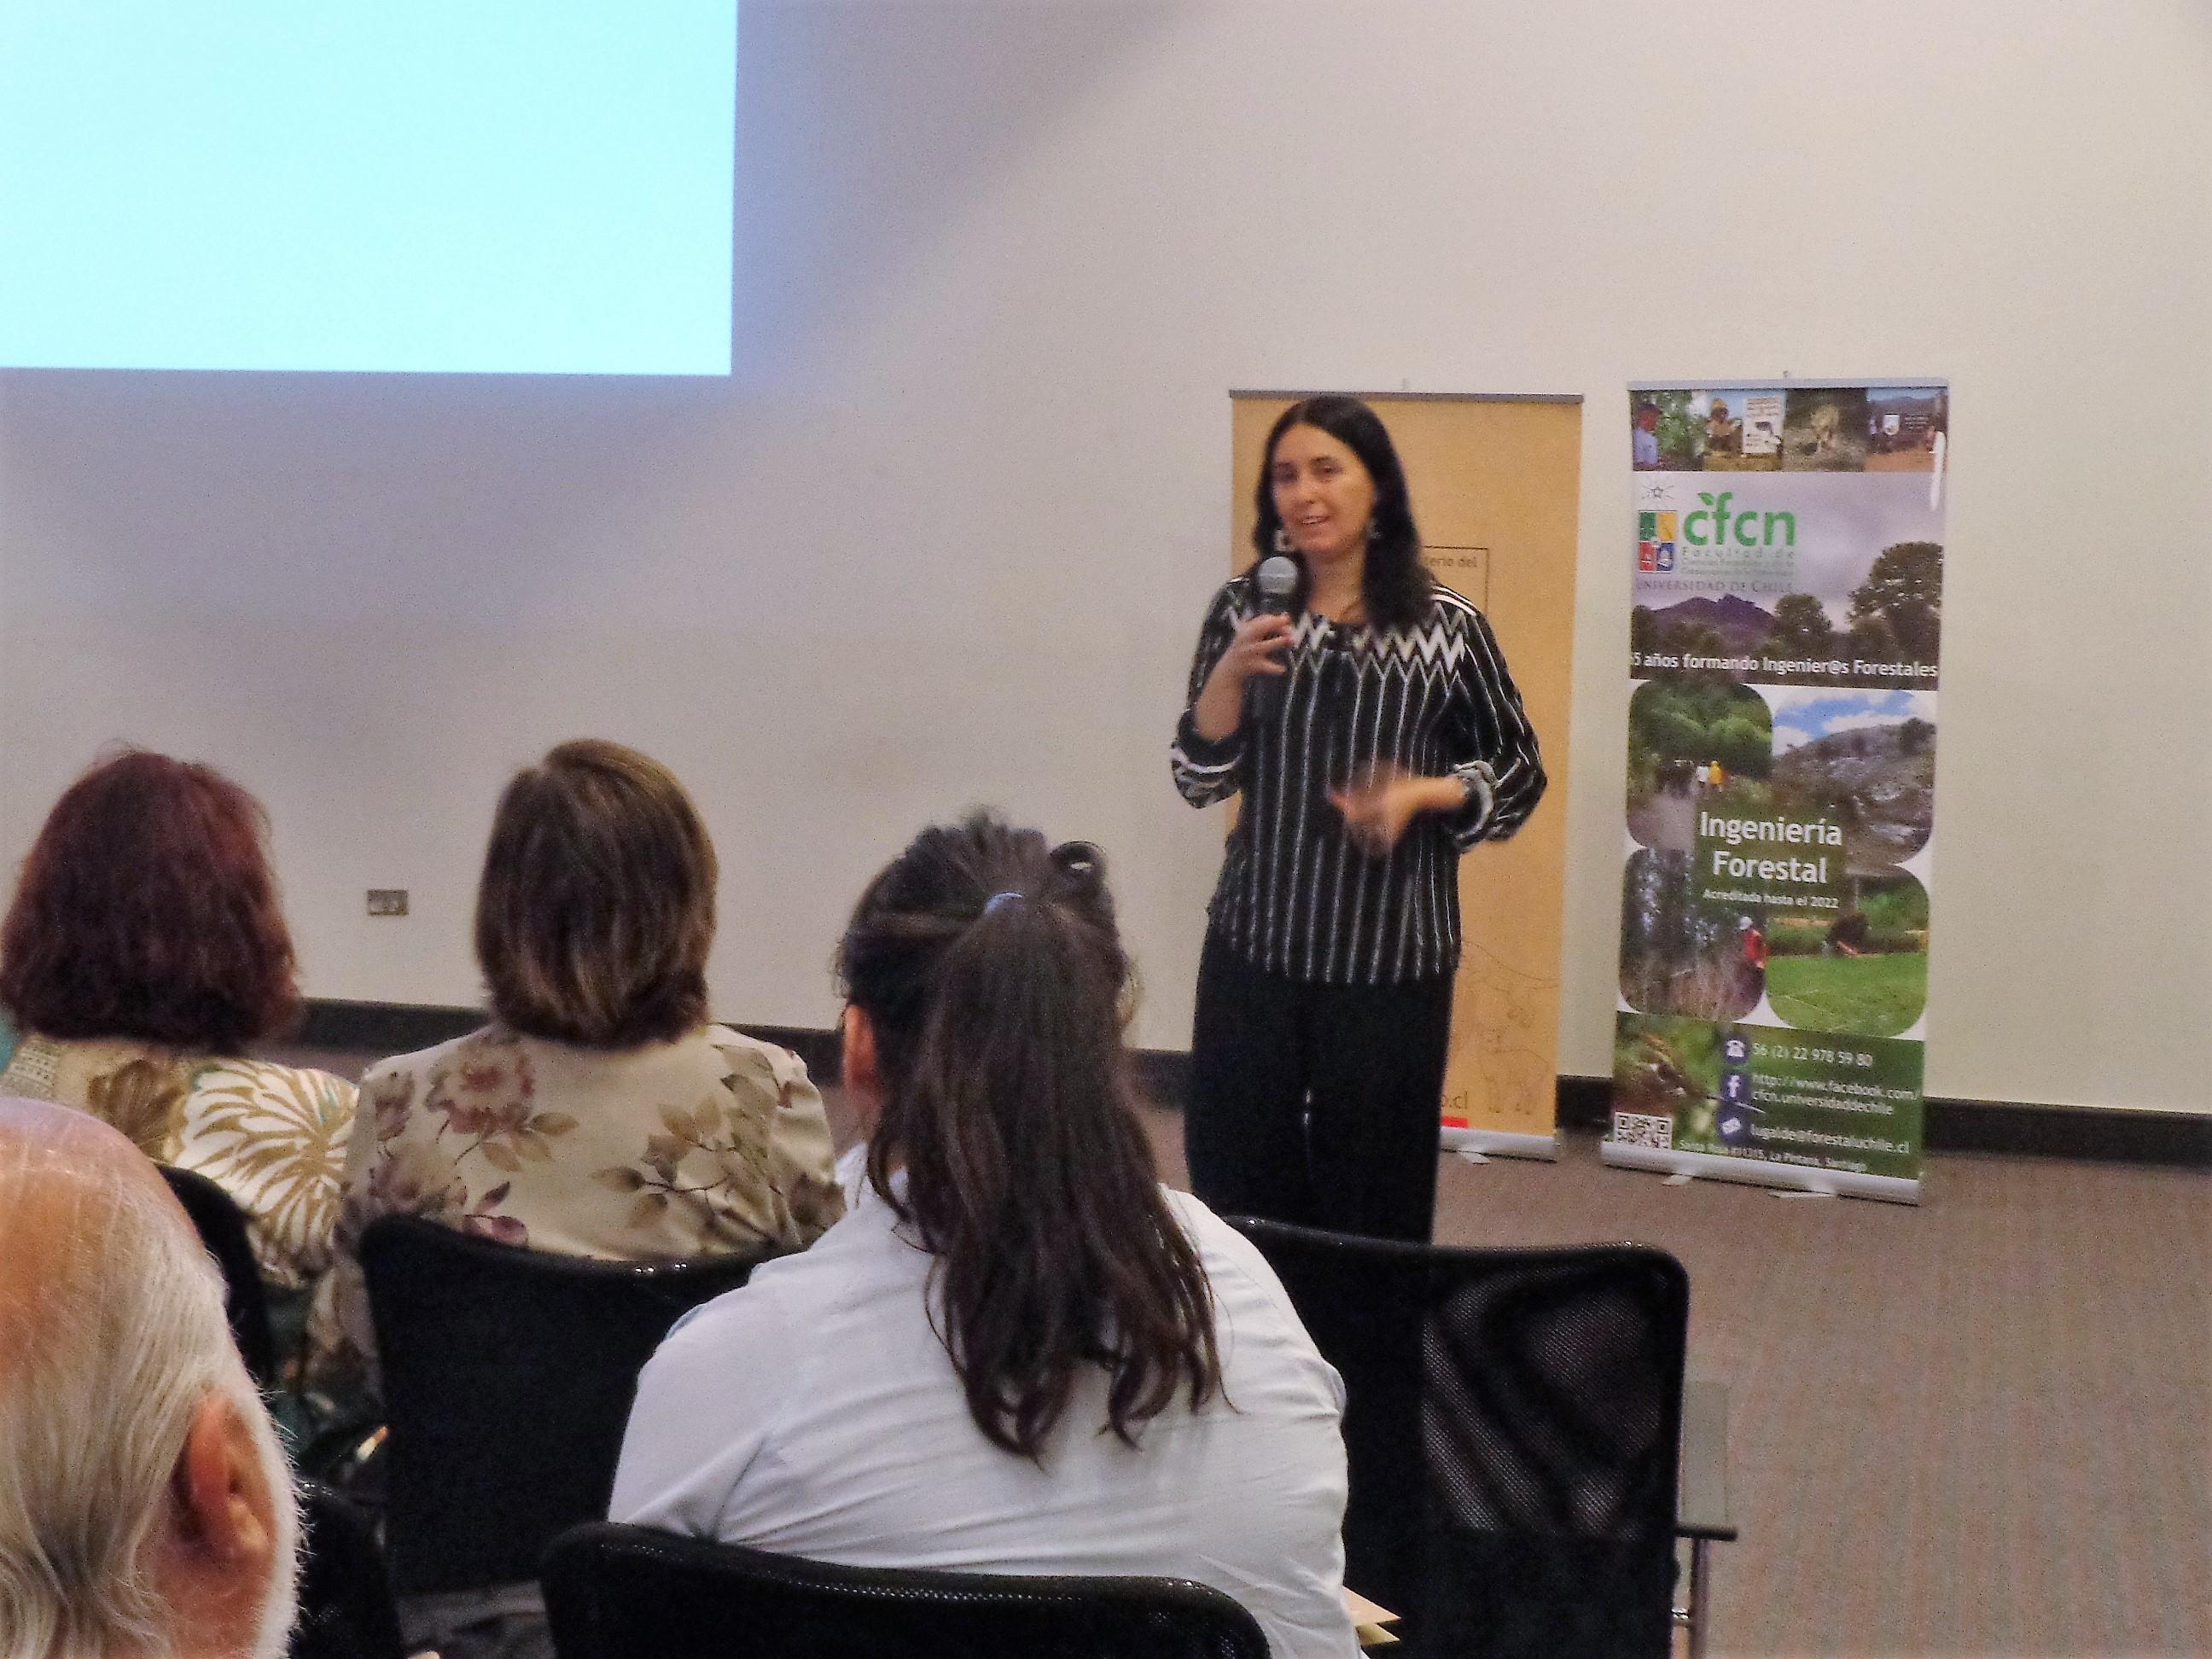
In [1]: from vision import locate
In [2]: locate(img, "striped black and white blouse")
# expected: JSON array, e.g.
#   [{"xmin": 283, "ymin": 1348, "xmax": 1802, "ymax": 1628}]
[{"xmin": 1172, "ymin": 575, "xmax": 1545, "ymax": 986}]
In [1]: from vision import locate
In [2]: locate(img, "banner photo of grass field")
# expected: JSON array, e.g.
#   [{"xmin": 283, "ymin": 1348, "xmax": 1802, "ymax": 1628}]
[{"xmin": 1610, "ymin": 380, "xmax": 1945, "ymax": 1202}]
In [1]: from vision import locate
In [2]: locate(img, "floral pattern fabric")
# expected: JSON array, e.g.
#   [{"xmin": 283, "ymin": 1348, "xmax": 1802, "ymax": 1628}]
[
  {"xmin": 0, "ymin": 1034, "xmax": 356, "ymax": 1290},
  {"xmin": 305, "ymin": 1022, "xmax": 842, "ymax": 1406}
]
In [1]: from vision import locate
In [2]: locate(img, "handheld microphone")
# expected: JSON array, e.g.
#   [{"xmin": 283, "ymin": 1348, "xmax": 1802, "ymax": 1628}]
[{"xmin": 1247, "ymin": 555, "xmax": 1300, "ymax": 725}]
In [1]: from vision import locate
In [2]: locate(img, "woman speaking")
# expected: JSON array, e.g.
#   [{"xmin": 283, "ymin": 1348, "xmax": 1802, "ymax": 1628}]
[{"xmin": 1172, "ymin": 395, "xmax": 1545, "ymax": 1241}]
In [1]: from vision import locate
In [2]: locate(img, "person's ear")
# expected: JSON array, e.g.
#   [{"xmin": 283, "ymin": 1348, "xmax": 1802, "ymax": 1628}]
[
  {"xmin": 841, "ymin": 1004, "xmax": 882, "ymax": 1105},
  {"xmin": 172, "ymin": 1394, "xmax": 276, "ymax": 1568}
]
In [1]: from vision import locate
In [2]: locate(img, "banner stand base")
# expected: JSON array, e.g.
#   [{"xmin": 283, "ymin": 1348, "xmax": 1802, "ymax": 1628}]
[
  {"xmin": 1441, "ymin": 1126, "xmax": 1559, "ymax": 1163},
  {"xmin": 1601, "ymin": 1140, "xmax": 1919, "ymax": 1205}
]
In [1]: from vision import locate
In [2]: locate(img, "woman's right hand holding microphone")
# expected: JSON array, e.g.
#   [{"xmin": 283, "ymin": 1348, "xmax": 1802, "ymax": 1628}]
[{"xmin": 1191, "ymin": 612, "xmax": 1295, "ymax": 742}]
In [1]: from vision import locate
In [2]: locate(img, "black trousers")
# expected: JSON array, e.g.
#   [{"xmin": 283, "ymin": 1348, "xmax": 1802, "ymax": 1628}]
[{"xmin": 1185, "ymin": 930, "xmax": 1453, "ymax": 1243}]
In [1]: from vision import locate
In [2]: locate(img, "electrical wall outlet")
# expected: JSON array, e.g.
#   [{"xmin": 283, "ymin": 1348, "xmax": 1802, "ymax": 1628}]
[{"xmin": 366, "ymin": 889, "xmax": 409, "ymax": 917}]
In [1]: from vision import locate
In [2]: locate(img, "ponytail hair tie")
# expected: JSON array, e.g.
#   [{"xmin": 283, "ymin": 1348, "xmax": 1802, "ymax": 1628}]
[
  {"xmin": 983, "ymin": 891, "xmax": 1023, "ymax": 915},
  {"xmin": 1049, "ymin": 841, "xmax": 1105, "ymax": 888}
]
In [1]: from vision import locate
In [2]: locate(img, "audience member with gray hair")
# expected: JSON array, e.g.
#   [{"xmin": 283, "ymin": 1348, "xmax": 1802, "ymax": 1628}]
[{"xmin": 0, "ymin": 1097, "xmax": 300, "ymax": 1659}]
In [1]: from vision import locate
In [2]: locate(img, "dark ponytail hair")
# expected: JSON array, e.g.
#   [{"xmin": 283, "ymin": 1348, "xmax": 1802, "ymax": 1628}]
[
  {"xmin": 837, "ymin": 812, "xmax": 1222, "ymax": 1459},
  {"xmin": 1251, "ymin": 393, "xmax": 1435, "ymax": 632}
]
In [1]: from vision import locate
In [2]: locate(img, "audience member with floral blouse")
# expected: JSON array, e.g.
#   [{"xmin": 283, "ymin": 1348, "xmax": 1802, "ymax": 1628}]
[
  {"xmin": 0, "ymin": 749, "xmax": 355, "ymax": 1301},
  {"xmin": 306, "ymin": 739, "xmax": 842, "ymax": 1408}
]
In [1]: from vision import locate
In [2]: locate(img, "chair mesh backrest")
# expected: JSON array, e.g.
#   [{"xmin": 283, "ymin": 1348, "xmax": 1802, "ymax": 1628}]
[
  {"xmin": 1227, "ymin": 1219, "xmax": 1688, "ymax": 1659},
  {"xmin": 541, "ymin": 1522, "xmax": 1272, "ymax": 1659},
  {"xmin": 360, "ymin": 1216, "xmax": 775, "ymax": 1596},
  {"xmin": 1423, "ymin": 1254, "xmax": 1683, "ymax": 1536},
  {"xmin": 159, "ymin": 1164, "xmax": 278, "ymax": 1388}
]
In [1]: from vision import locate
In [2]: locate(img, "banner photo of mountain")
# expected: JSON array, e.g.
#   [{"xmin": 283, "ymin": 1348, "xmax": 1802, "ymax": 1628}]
[
  {"xmin": 1631, "ymin": 469, "xmax": 1943, "ymax": 690},
  {"xmin": 1610, "ymin": 381, "xmax": 1946, "ymax": 1203}
]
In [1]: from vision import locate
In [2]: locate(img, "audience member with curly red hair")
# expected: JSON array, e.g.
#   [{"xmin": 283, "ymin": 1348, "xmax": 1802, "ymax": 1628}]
[{"xmin": 0, "ymin": 749, "xmax": 356, "ymax": 1295}]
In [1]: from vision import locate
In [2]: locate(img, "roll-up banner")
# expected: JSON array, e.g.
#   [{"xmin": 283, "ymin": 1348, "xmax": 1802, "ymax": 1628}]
[{"xmin": 1608, "ymin": 381, "xmax": 1946, "ymax": 1202}]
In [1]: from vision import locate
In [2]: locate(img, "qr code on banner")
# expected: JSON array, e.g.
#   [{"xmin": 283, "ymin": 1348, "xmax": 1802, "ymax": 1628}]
[{"xmin": 1611, "ymin": 1114, "xmax": 1675, "ymax": 1150}]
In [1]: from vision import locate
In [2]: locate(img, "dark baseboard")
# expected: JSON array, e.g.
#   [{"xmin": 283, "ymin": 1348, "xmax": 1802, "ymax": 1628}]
[
  {"xmin": 298, "ymin": 1001, "xmax": 1185, "ymax": 1109},
  {"xmin": 734, "ymin": 1024, "xmax": 842, "ymax": 1082},
  {"xmin": 295, "ymin": 998, "xmax": 482, "ymax": 1055},
  {"xmin": 297, "ymin": 1001, "xmax": 2210, "ymax": 1171},
  {"xmin": 1556, "ymin": 1074, "xmax": 2208, "ymax": 1167},
  {"xmin": 1921, "ymin": 1096, "xmax": 2210, "ymax": 1167},
  {"xmin": 1557, "ymin": 1074, "xmax": 1613, "ymax": 1133},
  {"xmin": 296, "ymin": 1001, "xmax": 851, "ymax": 1080}
]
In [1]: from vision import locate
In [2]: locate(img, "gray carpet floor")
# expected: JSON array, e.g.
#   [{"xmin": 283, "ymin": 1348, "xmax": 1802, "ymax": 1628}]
[{"xmin": 1135, "ymin": 1108, "xmax": 2211, "ymax": 1659}]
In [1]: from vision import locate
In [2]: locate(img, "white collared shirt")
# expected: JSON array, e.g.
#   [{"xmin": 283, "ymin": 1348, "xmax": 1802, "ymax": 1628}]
[{"xmin": 611, "ymin": 1177, "xmax": 1359, "ymax": 1659}]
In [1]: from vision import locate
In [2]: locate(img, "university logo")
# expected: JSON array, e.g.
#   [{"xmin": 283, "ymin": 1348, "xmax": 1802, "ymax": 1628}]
[
  {"xmin": 1685, "ymin": 491, "xmax": 1796, "ymax": 548},
  {"xmin": 1636, "ymin": 510, "xmax": 1678, "ymax": 573}
]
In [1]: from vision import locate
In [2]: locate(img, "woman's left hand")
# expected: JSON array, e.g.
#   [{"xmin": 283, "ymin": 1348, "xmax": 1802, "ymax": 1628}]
[{"xmin": 1329, "ymin": 766, "xmax": 1462, "ymax": 857}]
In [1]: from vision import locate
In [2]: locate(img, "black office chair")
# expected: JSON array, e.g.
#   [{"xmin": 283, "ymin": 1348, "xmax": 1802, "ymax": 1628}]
[
  {"xmin": 160, "ymin": 1163, "xmax": 279, "ymax": 1389},
  {"xmin": 1226, "ymin": 1218, "xmax": 1692, "ymax": 1659},
  {"xmin": 290, "ymin": 1481, "xmax": 407, "ymax": 1659},
  {"xmin": 359, "ymin": 1215, "xmax": 780, "ymax": 1598},
  {"xmin": 540, "ymin": 1522, "xmax": 1272, "ymax": 1659}
]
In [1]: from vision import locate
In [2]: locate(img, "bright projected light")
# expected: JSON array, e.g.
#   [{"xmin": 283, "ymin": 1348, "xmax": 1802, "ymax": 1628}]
[{"xmin": 0, "ymin": 3, "xmax": 737, "ymax": 375}]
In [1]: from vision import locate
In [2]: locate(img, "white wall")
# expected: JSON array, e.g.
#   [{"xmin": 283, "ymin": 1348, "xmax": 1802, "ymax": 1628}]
[{"xmin": 2, "ymin": 1, "xmax": 2205, "ymax": 1115}]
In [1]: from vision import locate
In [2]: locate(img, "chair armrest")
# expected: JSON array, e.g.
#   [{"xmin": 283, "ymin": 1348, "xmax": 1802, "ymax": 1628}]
[{"xmin": 1677, "ymin": 1379, "xmax": 1738, "ymax": 1542}]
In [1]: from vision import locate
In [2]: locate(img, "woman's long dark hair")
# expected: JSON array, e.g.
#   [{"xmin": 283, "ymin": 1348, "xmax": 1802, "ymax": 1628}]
[
  {"xmin": 838, "ymin": 812, "xmax": 1222, "ymax": 1459},
  {"xmin": 1252, "ymin": 394, "xmax": 1435, "ymax": 632}
]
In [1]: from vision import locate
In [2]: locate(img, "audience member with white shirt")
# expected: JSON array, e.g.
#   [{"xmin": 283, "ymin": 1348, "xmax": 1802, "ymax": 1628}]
[{"xmin": 611, "ymin": 812, "xmax": 1359, "ymax": 1658}]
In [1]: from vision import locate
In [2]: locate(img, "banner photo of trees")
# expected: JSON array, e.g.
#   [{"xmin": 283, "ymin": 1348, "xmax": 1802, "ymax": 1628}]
[{"xmin": 1612, "ymin": 381, "xmax": 1945, "ymax": 1199}]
